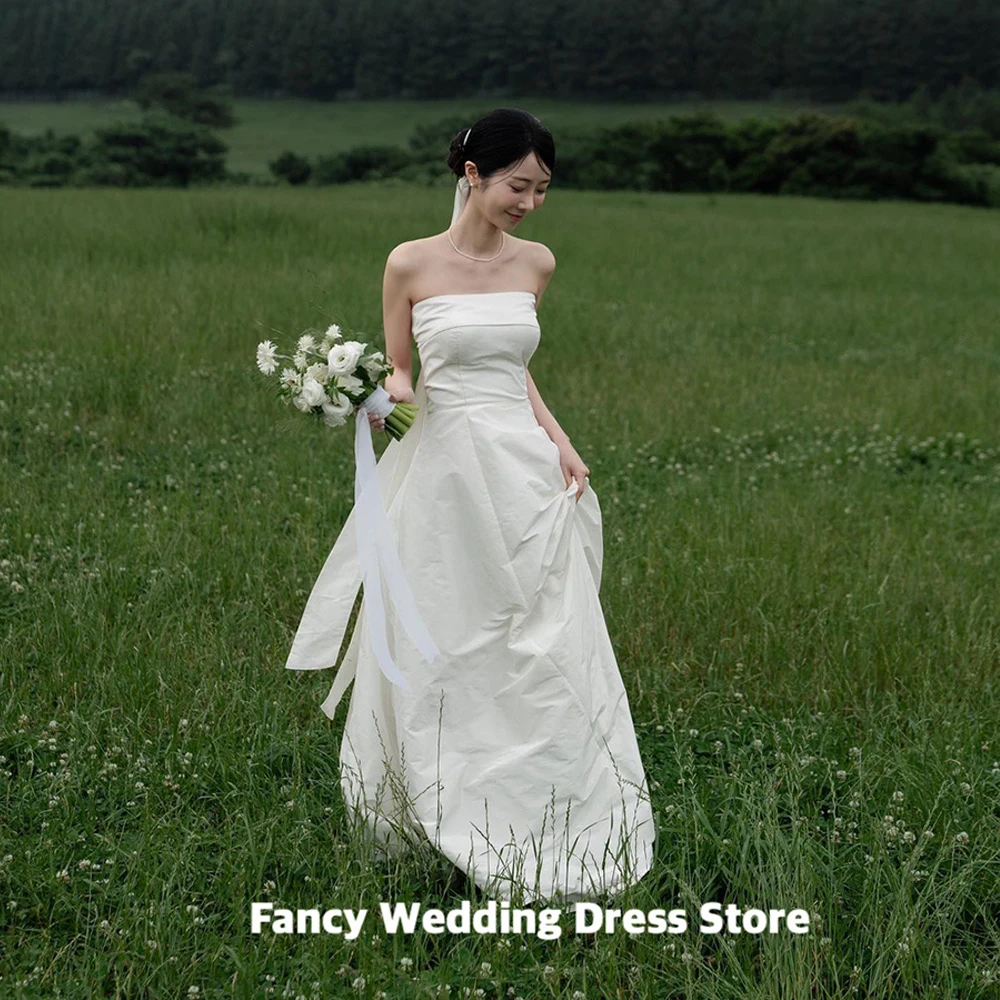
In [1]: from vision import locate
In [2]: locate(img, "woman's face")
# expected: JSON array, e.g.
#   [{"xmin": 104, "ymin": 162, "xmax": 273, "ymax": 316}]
[{"xmin": 466, "ymin": 152, "xmax": 551, "ymax": 229}]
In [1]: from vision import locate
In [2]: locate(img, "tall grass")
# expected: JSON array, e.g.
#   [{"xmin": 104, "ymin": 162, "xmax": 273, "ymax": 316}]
[{"xmin": 1, "ymin": 183, "xmax": 998, "ymax": 998}]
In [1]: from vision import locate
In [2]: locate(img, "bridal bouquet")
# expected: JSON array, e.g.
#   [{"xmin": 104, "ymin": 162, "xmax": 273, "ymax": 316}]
[{"xmin": 255, "ymin": 321, "xmax": 418, "ymax": 440}]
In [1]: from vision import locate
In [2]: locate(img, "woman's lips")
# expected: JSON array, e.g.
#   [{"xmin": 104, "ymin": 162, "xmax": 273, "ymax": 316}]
[{"xmin": 508, "ymin": 212, "xmax": 524, "ymax": 221}]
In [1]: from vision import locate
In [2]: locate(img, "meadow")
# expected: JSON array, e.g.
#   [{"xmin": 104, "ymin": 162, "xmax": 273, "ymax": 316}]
[
  {"xmin": 1, "ymin": 180, "xmax": 999, "ymax": 998},
  {"xmin": 0, "ymin": 96, "xmax": 852, "ymax": 177}
]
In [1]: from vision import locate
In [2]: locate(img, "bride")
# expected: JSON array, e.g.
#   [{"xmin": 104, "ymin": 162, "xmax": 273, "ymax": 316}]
[{"xmin": 286, "ymin": 108, "xmax": 656, "ymax": 905}]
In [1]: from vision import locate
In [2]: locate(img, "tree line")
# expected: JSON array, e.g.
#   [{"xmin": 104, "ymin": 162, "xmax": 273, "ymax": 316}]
[
  {"xmin": 0, "ymin": 0, "xmax": 998, "ymax": 103},
  {"xmin": 4, "ymin": 93, "xmax": 999, "ymax": 209}
]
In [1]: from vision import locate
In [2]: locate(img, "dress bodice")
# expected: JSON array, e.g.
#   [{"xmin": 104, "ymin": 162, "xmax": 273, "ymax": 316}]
[{"xmin": 411, "ymin": 291, "xmax": 540, "ymax": 414}]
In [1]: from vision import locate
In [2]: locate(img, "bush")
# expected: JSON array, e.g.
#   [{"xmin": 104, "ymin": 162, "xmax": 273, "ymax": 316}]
[
  {"xmin": 269, "ymin": 151, "xmax": 311, "ymax": 185},
  {"xmin": 87, "ymin": 112, "xmax": 228, "ymax": 186},
  {"xmin": 310, "ymin": 145, "xmax": 410, "ymax": 185},
  {"xmin": 134, "ymin": 72, "xmax": 237, "ymax": 129},
  {"xmin": 762, "ymin": 113, "xmax": 864, "ymax": 196}
]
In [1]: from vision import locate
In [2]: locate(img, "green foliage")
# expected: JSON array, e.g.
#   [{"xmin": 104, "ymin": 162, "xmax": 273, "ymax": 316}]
[
  {"xmin": 2, "ymin": 100, "xmax": 1000, "ymax": 207},
  {"xmin": 84, "ymin": 112, "xmax": 228, "ymax": 187},
  {"xmin": 310, "ymin": 145, "xmax": 410, "ymax": 185},
  {"xmin": 0, "ymin": 112, "xmax": 230, "ymax": 188},
  {"xmin": 846, "ymin": 77, "xmax": 1000, "ymax": 141},
  {"xmin": 269, "ymin": 151, "xmax": 311, "ymax": 185},
  {"xmin": 134, "ymin": 72, "xmax": 237, "ymax": 129},
  {"xmin": 1, "ymin": 0, "xmax": 999, "ymax": 105}
]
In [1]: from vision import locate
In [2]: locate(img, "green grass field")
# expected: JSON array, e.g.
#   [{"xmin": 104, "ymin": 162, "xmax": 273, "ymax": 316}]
[
  {"xmin": 1, "ymin": 181, "xmax": 998, "ymax": 997},
  {"xmin": 0, "ymin": 97, "xmax": 853, "ymax": 177}
]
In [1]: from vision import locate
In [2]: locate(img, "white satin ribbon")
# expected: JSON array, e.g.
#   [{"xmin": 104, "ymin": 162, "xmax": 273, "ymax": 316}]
[{"xmin": 353, "ymin": 386, "xmax": 440, "ymax": 688}]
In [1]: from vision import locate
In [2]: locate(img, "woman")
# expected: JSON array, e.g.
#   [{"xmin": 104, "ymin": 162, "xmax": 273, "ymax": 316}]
[{"xmin": 286, "ymin": 108, "xmax": 655, "ymax": 905}]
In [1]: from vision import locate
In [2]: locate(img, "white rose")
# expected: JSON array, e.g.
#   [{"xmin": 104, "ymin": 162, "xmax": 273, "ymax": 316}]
[
  {"xmin": 300, "ymin": 377, "xmax": 328, "ymax": 407},
  {"xmin": 322, "ymin": 390, "xmax": 353, "ymax": 427},
  {"xmin": 362, "ymin": 353, "xmax": 386, "ymax": 380},
  {"xmin": 334, "ymin": 373, "xmax": 364, "ymax": 395},
  {"xmin": 305, "ymin": 362, "xmax": 329, "ymax": 384},
  {"xmin": 327, "ymin": 340, "xmax": 366, "ymax": 376},
  {"xmin": 292, "ymin": 393, "xmax": 313, "ymax": 413}
]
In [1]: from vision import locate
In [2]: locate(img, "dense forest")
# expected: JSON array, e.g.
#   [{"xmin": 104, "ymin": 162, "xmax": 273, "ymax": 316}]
[{"xmin": 0, "ymin": 0, "xmax": 997, "ymax": 103}]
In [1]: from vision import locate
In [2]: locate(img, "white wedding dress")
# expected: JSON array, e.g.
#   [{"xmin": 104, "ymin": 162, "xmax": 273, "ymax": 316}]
[{"xmin": 285, "ymin": 289, "xmax": 656, "ymax": 903}]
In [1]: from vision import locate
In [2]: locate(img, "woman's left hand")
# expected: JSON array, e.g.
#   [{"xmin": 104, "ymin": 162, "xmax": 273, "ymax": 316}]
[{"xmin": 557, "ymin": 440, "xmax": 590, "ymax": 501}]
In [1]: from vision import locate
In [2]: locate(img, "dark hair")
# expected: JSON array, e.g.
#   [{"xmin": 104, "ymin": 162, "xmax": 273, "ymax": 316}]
[{"xmin": 446, "ymin": 108, "xmax": 555, "ymax": 187}]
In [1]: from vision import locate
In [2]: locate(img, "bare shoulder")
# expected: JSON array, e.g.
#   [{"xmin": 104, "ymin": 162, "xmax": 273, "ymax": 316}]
[
  {"xmin": 526, "ymin": 240, "xmax": 556, "ymax": 304},
  {"xmin": 386, "ymin": 239, "xmax": 422, "ymax": 269},
  {"xmin": 529, "ymin": 240, "xmax": 556, "ymax": 274},
  {"xmin": 509, "ymin": 236, "xmax": 555, "ymax": 275}
]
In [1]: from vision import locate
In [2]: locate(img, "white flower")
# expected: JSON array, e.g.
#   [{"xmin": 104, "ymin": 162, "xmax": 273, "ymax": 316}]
[
  {"xmin": 297, "ymin": 333, "xmax": 317, "ymax": 353},
  {"xmin": 322, "ymin": 390, "xmax": 353, "ymax": 428},
  {"xmin": 334, "ymin": 373, "xmax": 364, "ymax": 395},
  {"xmin": 292, "ymin": 393, "xmax": 313, "ymax": 413},
  {"xmin": 300, "ymin": 378, "xmax": 328, "ymax": 407},
  {"xmin": 323, "ymin": 323, "xmax": 343, "ymax": 344},
  {"xmin": 362, "ymin": 351, "xmax": 386, "ymax": 379},
  {"xmin": 279, "ymin": 367, "xmax": 301, "ymax": 389},
  {"xmin": 293, "ymin": 350, "xmax": 309, "ymax": 371},
  {"xmin": 305, "ymin": 362, "xmax": 329, "ymax": 384},
  {"xmin": 256, "ymin": 340, "xmax": 278, "ymax": 374},
  {"xmin": 327, "ymin": 340, "xmax": 366, "ymax": 376}
]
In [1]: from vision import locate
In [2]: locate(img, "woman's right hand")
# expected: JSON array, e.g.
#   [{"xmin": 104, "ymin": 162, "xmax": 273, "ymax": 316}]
[
  {"xmin": 356, "ymin": 374, "xmax": 415, "ymax": 431},
  {"xmin": 383, "ymin": 373, "xmax": 415, "ymax": 406}
]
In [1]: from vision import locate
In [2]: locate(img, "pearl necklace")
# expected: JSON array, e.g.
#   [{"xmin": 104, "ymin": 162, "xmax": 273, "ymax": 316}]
[{"xmin": 448, "ymin": 227, "xmax": 506, "ymax": 262}]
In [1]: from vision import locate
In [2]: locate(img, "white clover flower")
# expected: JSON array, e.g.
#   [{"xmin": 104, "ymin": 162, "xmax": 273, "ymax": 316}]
[
  {"xmin": 256, "ymin": 340, "xmax": 278, "ymax": 375},
  {"xmin": 322, "ymin": 391, "xmax": 353, "ymax": 428},
  {"xmin": 300, "ymin": 378, "xmax": 329, "ymax": 408},
  {"xmin": 327, "ymin": 340, "xmax": 366, "ymax": 376},
  {"xmin": 955, "ymin": 831, "xmax": 970, "ymax": 845}
]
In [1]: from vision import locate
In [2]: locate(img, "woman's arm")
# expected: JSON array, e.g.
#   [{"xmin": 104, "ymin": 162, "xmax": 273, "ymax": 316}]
[
  {"xmin": 526, "ymin": 368, "xmax": 571, "ymax": 448},
  {"xmin": 526, "ymin": 245, "xmax": 590, "ymax": 496},
  {"xmin": 360, "ymin": 247, "xmax": 416, "ymax": 430},
  {"xmin": 381, "ymin": 246, "xmax": 415, "ymax": 399},
  {"xmin": 526, "ymin": 243, "xmax": 569, "ymax": 444}
]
